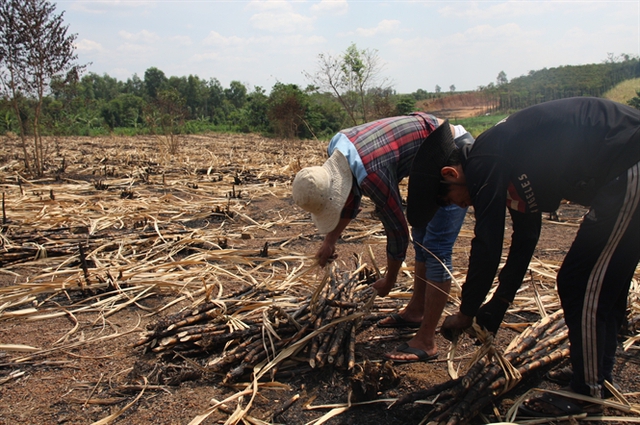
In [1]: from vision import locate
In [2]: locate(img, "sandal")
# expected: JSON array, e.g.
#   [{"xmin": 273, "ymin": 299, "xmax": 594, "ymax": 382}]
[
  {"xmin": 385, "ymin": 342, "xmax": 438, "ymax": 364},
  {"xmin": 377, "ymin": 313, "xmax": 421, "ymax": 329}
]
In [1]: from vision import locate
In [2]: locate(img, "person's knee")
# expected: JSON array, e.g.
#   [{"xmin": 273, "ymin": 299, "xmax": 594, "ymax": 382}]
[{"xmin": 425, "ymin": 258, "xmax": 453, "ymax": 282}]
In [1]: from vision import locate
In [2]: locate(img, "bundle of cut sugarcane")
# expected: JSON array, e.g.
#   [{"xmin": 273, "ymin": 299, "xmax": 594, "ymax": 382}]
[
  {"xmin": 393, "ymin": 310, "xmax": 569, "ymax": 425},
  {"xmin": 134, "ymin": 262, "xmax": 376, "ymax": 383},
  {"xmin": 619, "ymin": 279, "xmax": 640, "ymax": 351}
]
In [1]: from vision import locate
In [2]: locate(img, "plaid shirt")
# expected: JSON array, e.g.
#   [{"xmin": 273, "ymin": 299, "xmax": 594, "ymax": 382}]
[{"xmin": 330, "ymin": 113, "xmax": 439, "ymax": 261}]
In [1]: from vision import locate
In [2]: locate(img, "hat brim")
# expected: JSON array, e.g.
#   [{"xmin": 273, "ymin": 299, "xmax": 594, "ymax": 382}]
[
  {"xmin": 311, "ymin": 150, "xmax": 353, "ymax": 234},
  {"xmin": 407, "ymin": 122, "xmax": 456, "ymax": 228}
]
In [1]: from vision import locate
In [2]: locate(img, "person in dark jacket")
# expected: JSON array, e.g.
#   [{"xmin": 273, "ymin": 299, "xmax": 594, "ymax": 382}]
[{"xmin": 407, "ymin": 97, "xmax": 640, "ymax": 414}]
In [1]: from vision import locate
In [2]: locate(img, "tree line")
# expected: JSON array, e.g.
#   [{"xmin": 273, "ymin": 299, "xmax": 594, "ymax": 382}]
[
  {"xmin": 1, "ymin": 0, "xmax": 639, "ymax": 177},
  {"xmin": 0, "ymin": 1, "xmax": 421, "ymax": 176}
]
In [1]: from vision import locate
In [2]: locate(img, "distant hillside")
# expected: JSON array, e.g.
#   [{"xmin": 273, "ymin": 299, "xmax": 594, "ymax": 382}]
[
  {"xmin": 603, "ymin": 78, "xmax": 640, "ymax": 105},
  {"xmin": 501, "ymin": 59, "xmax": 639, "ymax": 108},
  {"xmin": 417, "ymin": 92, "xmax": 490, "ymax": 119},
  {"xmin": 416, "ymin": 58, "xmax": 640, "ymax": 118}
]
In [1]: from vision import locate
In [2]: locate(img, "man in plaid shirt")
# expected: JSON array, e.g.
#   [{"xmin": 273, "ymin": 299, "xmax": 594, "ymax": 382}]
[{"xmin": 292, "ymin": 113, "xmax": 472, "ymax": 362}]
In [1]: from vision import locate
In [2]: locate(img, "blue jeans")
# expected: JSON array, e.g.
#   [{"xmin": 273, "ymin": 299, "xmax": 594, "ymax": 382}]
[{"xmin": 412, "ymin": 204, "xmax": 467, "ymax": 282}]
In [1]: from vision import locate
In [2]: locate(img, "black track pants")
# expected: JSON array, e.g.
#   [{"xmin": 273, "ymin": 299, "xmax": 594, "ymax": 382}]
[{"xmin": 557, "ymin": 161, "xmax": 640, "ymax": 398}]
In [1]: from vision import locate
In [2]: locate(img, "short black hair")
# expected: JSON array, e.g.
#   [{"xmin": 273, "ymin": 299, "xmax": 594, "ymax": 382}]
[{"xmin": 435, "ymin": 149, "xmax": 463, "ymax": 206}]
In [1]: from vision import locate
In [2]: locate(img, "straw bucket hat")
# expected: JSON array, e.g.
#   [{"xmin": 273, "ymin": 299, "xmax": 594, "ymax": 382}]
[{"xmin": 292, "ymin": 150, "xmax": 353, "ymax": 234}]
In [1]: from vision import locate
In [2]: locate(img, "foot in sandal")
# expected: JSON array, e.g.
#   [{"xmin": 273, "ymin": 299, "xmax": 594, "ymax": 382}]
[{"xmin": 384, "ymin": 341, "xmax": 438, "ymax": 364}]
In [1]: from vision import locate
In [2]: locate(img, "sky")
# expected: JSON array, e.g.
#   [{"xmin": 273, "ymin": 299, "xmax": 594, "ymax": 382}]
[{"xmin": 56, "ymin": 0, "xmax": 640, "ymax": 94}]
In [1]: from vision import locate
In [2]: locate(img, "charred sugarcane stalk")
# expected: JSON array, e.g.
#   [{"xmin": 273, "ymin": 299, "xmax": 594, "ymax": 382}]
[
  {"xmin": 394, "ymin": 310, "xmax": 570, "ymax": 424},
  {"xmin": 207, "ymin": 337, "xmax": 259, "ymax": 372},
  {"xmin": 327, "ymin": 321, "xmax": 351, "ymax": 364},
  {"xmin": 138, "ymin": 262, "xmax": 374, "ymax": 385},
  {"xmin": 347, "ymin": 323, "xmax": 356, "ymax": 370},
  {"xmin": 393, "ymin": 377, "xmax": 464, "ymax": 407}
]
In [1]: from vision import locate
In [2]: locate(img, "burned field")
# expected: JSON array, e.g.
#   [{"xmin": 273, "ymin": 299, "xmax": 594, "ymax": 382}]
[{"xmin": 0, "ymin": 133, "xmax": 639, "ymax": 425}]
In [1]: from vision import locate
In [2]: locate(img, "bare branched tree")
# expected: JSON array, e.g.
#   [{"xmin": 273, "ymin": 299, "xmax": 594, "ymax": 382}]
[
  {"xmin": 145, "ymin": 87, "xmax": 187, "ymax": 155},
  {"xmin": 0, "ymin": 0, "xmax": 83, "ymax": 175},
  {"xmin": 0, "ymin": 0, "xmax": 30, "ymax": 169},
  {"xmin": 304, "ymin": 43, "xmax": 391, "ymax": 126},
  {"xmin": 304, "ymin": 50, "xmax": 357, "ymax": 126}
]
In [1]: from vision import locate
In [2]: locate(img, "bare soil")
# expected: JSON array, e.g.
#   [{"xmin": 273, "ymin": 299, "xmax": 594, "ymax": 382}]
[
  {"xmin": 418, "ymin": 92, "xmax": 497, "ymax": 119},
  {"xmin": 0, "ymin": 133, "xmax": 638, "ymax": 425}
]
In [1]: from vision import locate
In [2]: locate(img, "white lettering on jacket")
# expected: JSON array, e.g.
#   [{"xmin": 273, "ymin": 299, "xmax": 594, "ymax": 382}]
[{"xmin": 518, "ymin": 174, "xmax": 539, "ymax": 212}]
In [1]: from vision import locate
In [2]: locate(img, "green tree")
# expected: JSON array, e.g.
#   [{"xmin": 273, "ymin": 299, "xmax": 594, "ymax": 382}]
[
  {"xmin": 412, "ymin": 89, "xmax": 430, "ymax": 101},
  {"xmin": 224, "ymin": 80, "xmax": 247, "ymax": 109},
  {"xmin": 368, "ymin": 86, "xmax": 395, "ymax": 119},
  {"xmin": 184, "ymin": 74, "xmax": 208, "ymax": 119},
  {"xmin": 342, "ymin": 43, "xmax": 369, "ymax": 122},
  {"xmin": 48, "ymin": 68, "xmax": 104, "ymax": 135},
  {"xmin": 144, "ymin": 67, "xmax": 167, "ymax": 100},
  {"xmin": 241, "ymin": 86, "xmax": 269, "ymax": 133},
  {"xmin": 101, "ymin": 93, "xmax": 144, "ymax": 129},
  {"xmin": 123, "ymin": 73, "xmax": 144, "ymax": 97},
  {"xmin": 496, "ymin": 70, "xmax": 508, "ymax": 86},
  {"xmin": 80, "ymin": 72, "xmax": 121, "ymax": 102},
  {"xmin": 267, "ymin": 83, "xmax": 308, "ymax": 139},
  {"xmin": 206, "ymin": 77, "xmax": 225, "ymax": 124},
  {"xmin": 305, "ymin": 90, "xmax": 347, "ymax": 138},
  {"xmin": 395, "ymin": 95, "xmax": 416, "ymax": 115}
]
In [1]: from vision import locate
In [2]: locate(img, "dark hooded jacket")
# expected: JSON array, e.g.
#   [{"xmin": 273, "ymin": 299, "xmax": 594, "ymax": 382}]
[{"xmin": 460, "ymin": 97, "xmax": 640, "ymax": 317}]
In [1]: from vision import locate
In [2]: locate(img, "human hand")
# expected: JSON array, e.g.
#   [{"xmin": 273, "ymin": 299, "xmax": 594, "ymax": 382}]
[
  {"xmin": 315, "ymin": 240, "xmax": 337, "ymax": 267},
  {"xmin": 440, "ymin": 311, "xmax": 473, "ymax": 341},
  {"xmin": 372, "ymin": 276, "xmax": 393, "ymax": 297}
]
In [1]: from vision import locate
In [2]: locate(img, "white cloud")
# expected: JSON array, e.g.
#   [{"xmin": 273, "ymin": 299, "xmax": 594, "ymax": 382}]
[
  {"xmin": 457, "ymin": 23, "xmax": 539, "ymax": 46},
  {"xmin": 57, "ymin": 0, "xmax": 640, "ymax": 94},
  {"xmin": 117, "ymin": 42, "xmax": 152, "ymax": 54},
  {"xmin": 118, "ymin": 30, "xmax": 160, "ymax": 43},
  {"xmin": 171, "ymin": 35, "xmax": 192, "ymax": 46},
  {"xmin": 438, "ymin": 1, "xmax": 557, "ymax": 20},
  {"xmin": 311, "ymin": 0, "xmax": 348, "ymax": 15},
  {"xmin": 202, "ymin": 31, "xmax": 247, "ymax": 47},
  {"xmin": 250, "ymin": 11, "xmax": 315, "ymax": 33},
  {"xmin": 75, "ymin": 38, "xmax": 104, "ymax": 52},
  {"xmin": 192, "ymin": 51, "xmax": 221, "ymax": 62},
  {"xmin": 437, "ymin": 0, "xmax": 616, "ymax": 29},
  {"xmin": 93, "ymin": 0, "xmax": 151, "ymax": 5},
  {"xmin": 355, "ymin": 20, "xmax": 401, "ymax": 37},
  {"xmin": 246, "ymin": 0, "xmax": 290, "ymax": 12},
  {"xmin": 68, "ymin": 0, "xmax": 156, "ymax": 14},
  {"xmin": 199, "ymin": 32, "xmax": 324, "ymax": 57},
  {"xmin": 381, "ymin": 22, "xmax": 548, "ymax": 91},
  {"xmin": 240, "ymin": 0, "xmax": 316, "ymax": 33},
  {"xmin": 279, "ymin": 34, "xmax": 326, "ymax": 48}
]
